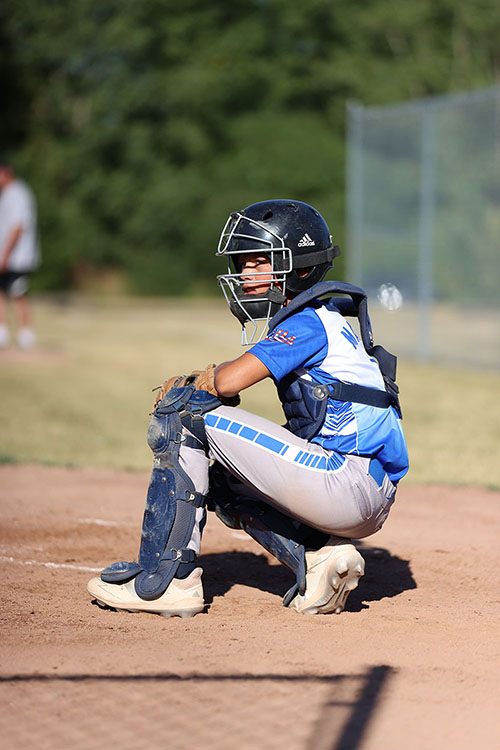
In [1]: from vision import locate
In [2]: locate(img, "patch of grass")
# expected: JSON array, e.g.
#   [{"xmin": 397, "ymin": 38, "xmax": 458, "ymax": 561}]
[
  {"xmin": 398, "ymin": 360, "xmax": 500, "ymax": 488},
  {"xmin": 1, "ymin": 295, "xmax": 499, "ymax": 488},
  {"xmin": 0, "ymin": 453, "xmax": 20, "ymax": 465}
]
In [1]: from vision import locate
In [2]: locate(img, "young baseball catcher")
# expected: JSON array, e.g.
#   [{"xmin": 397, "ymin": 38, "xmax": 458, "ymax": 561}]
[{"xmin": 87, "ymin": 199, "xmax": 409, "ymax": 617}]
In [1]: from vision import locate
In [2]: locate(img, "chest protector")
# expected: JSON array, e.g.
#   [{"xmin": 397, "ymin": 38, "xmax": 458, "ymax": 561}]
[{"xmin": 271, "ymin": 281, "xmax": 402, "ymax": 441}]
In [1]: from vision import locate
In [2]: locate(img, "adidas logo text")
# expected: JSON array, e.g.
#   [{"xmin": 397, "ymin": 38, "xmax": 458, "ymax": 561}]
[{"xmin": 298, "ymin": 233, "xmax": 315, "ymax": 247}]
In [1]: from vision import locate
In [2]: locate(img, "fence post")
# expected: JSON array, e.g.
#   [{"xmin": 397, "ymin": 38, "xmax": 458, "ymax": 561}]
[
  {"xmin": 418, "ymin": 104, "xmax": 436, "ymax": 360},
  {"xmin": 346, "ymin": 101, "xmax": 364, "ymax": 287}
]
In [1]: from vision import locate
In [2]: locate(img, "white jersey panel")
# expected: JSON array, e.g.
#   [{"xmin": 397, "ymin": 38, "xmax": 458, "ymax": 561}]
[{"xmin": 313, "ymin": 306, "xmax": 385, "ymax": 390}]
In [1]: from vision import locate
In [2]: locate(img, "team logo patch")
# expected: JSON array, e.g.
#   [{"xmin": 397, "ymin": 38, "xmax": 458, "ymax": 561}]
[{"xmin": 265, "ymin": 328, "xmax": 296, "ymax": 345}]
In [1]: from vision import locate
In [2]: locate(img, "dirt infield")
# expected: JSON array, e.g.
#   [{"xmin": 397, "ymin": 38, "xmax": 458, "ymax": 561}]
[{"xmin": 0, "ymin": 465, "xmax": 497, "ymax": 750}]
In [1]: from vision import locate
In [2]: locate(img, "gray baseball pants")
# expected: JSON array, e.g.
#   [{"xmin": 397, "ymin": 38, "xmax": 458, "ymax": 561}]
[{"xmin": 180, "ymin": 406, "xmax": 398, "ymax": 556}]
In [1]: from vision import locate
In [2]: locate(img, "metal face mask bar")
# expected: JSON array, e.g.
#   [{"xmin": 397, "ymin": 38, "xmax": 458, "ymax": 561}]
[{"xmin": 216, "ymin": 212, "xmax": 292, "ymax": 345}]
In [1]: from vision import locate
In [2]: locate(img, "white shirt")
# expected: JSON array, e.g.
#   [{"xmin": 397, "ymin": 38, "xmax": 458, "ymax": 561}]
[{"xmin": 0, "ymin": 179, "xmax": 40, "ymax": 272}]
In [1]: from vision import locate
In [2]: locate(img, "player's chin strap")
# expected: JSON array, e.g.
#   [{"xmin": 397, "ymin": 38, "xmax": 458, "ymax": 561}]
[
  {"xmin": 207, "ymin": 463, "xmax": 328, "ymax": 606},
  {"xmin": 100, "ymin": 386, "xmax": 221, "ymax": 600}
]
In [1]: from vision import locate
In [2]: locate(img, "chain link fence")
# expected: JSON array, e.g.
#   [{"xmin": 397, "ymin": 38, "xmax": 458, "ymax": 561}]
[{"xmin": 346, "ymin": 85, "xmax": 500, "ymax": 367}]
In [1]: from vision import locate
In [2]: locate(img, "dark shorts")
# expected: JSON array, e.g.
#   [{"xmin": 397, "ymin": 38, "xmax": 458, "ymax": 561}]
[{"xmin": 0, "ymin": 272, "xmax": 31, "ymax": 297}]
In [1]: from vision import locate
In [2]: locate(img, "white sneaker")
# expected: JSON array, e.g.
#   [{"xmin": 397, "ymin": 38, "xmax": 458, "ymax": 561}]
[
  {"xmin": 288, "ymin": 537, "xmax": 365, "ymax": 615},
  {"xmin": 0, "ymin": 324, "xmax": 10, "ymax": 349},
  {"xmin": 17, "ymin": 327, "xmax": 36, "ymax": 350},
  {"xmin": 87, "ymin": 568, "xmax": 205, "ymax": 618}
]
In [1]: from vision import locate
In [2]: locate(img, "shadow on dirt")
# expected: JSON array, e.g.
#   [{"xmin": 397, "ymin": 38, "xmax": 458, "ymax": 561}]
[
  {"xmin": 347, "ymin": 543, "xmax": 417, "ymax": 612},
  {"xmin": 0, "ymin": 666, "xmax": 393, "ymax": 750},
  {"xmin": 198, "ymin": 543, "xmax": 416, "ymax": 611}
]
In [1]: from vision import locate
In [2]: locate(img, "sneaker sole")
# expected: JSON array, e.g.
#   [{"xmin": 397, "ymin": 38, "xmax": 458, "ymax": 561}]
[
  {"xmin": 291, "ymin": 550, "xmax": 365, "ymax": 615},
  {"xmin": 93, "ymin": 598, "xmax": 204, "ymax": 619}
]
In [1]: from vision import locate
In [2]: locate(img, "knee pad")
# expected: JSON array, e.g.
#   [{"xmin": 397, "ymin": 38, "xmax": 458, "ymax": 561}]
[{"xmin": 154, "ymin": 385, "xmax": 221, "ymax": 449}]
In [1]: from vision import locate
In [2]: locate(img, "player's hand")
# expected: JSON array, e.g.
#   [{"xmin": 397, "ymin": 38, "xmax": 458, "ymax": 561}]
[{"xmin": 151, "ymin": 364, "xmax": 240, "ymax": 413}]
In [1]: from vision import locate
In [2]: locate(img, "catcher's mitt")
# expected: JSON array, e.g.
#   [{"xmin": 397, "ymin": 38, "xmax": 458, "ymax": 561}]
[{"xmin": 151, "ymin": 363, "xmax": 240, "ymax": 412}]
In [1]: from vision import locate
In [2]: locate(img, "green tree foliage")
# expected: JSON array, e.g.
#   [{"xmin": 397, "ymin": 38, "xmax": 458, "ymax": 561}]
[{"xmin": 1, "ymin": 0, "xmax": 499, "ymax": 293}]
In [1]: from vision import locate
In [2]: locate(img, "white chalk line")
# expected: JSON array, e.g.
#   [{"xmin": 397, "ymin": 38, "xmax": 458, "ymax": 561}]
[
  {"xmin": 0, "ymin": 555, "xmax": 101, "ymax": 573},
  {"xmin": 0, "ymin": 516, "xmax": 128, "ymax": 572},
  {"xmin": 2, "ymin": 521, "xmax": 250, "ymax": 573}
]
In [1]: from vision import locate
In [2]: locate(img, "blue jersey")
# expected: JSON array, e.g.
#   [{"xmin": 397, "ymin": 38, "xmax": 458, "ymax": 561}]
[{"xmin": 249, "ymin": 300, "xmax": 409, "ymax": 483}]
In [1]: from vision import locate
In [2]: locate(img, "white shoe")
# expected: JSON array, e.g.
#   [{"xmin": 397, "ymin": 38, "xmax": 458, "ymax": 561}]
[
  {"xmin": 0, "ymin": 324, "xmax": 10, "ymax": 349},
  {"xmin": 87, "ymin": 568, "xmax": 205, "ymax": 618},
  {"xmin": 288, "ymin": 537, "xmax": 364, "ymax": 615},
  {"xmin": 17, "ymin": 327, "xmax": 36, "ymax": 350}
]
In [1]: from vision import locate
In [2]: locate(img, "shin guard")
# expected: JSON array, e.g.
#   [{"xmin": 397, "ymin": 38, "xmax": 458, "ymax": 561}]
[{"xmin": 101, "ymin": 386, "xmax": 220, "ymax": 600}]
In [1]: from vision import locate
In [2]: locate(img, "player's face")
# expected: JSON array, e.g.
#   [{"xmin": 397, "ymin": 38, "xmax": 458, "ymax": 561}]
[{"xmin": 240, "ymin": 254, "xmax": 274, "ymax": 295}]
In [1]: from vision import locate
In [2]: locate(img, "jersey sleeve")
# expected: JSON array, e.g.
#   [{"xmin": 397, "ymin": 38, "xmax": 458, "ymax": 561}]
[{"xmin": 249, "ymin": 306, "xmax": 328, "ymax": 382}]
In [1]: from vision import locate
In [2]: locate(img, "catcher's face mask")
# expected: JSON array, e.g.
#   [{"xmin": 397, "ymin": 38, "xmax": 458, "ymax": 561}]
[
  {"xmin": 216, "ymin": 211, "xmax": 290, "ymax": 345},
  {"xmin": 217, "ymin": 200, "xmax": 338, "ymax": 345}
]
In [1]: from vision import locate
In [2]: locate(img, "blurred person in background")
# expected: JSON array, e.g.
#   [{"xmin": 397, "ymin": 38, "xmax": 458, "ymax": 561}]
[{"xmin": 0, "ymin": 157, "xmax": 40, "ymax": 349}]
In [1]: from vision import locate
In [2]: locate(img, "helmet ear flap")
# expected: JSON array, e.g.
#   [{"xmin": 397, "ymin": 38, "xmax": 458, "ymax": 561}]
[{"xmin": 286, "ymin": 261, "xmax": 332, "ymax": 294}]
